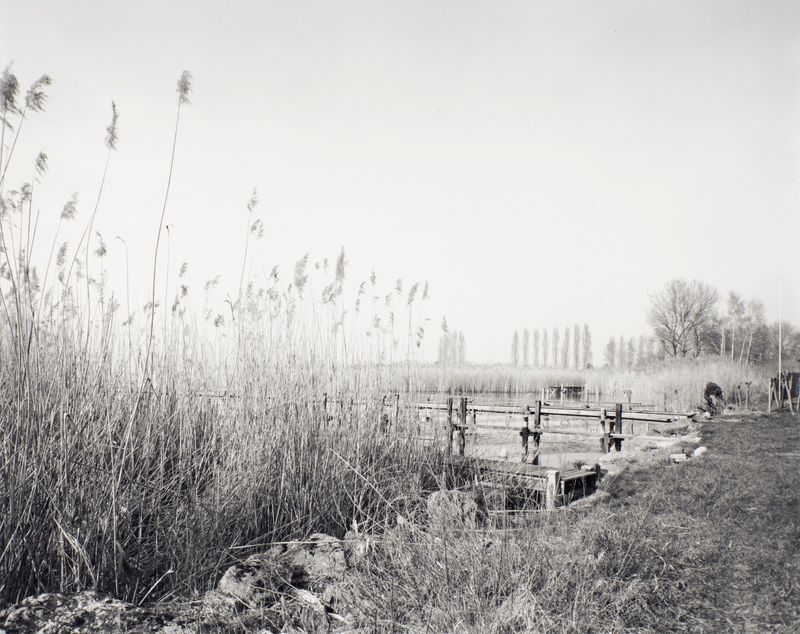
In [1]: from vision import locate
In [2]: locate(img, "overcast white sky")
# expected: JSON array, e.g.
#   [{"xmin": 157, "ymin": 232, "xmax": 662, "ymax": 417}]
[{"xmin": 2, "ymin": 0, "xmax": 798, "ymax": 363}]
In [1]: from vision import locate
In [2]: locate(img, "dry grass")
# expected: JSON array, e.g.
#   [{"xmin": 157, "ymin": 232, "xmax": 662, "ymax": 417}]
[
  {"xmin": 328, "ymin": 412, "xmax": 800, "ymax": 632},
  {"xmin": 1, "ymin": 67, "xmax": 790, "ymax": 633},
  {"xmin": 410, "ymin": 359, "xmax": 769, "ymax": 411}
]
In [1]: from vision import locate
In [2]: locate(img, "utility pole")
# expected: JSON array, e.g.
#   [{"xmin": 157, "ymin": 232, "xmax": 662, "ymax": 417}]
[{"xmin": 778, "ymin": 278, "xmax": 783, "ymax": 388}]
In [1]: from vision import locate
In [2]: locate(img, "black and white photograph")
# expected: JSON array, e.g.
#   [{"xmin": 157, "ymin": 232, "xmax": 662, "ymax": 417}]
[{"xmin": 0, "ymin": 1, "xmax": 798, "ymax": 631}]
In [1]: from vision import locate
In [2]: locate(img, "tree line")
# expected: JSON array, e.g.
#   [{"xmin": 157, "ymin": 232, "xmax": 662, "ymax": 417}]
[
  {"xmin": 510, "ymin": 325, "xmax": 593, "ymax": 369},
  {"xmin": 647, "ymin": 279, "xmax": 798, "ymax": 366},
  {"xmin": 437, "ymin": 317, "xmax": 466, "ymax": 365}
]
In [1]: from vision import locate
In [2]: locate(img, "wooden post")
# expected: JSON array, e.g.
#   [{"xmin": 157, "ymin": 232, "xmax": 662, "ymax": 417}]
[
  {"xmin": 533, "ymin": 400, "xmax": 542, "ymax": 466},
  {"xmin": 614, "ymin": 403, "xmax": 623, "ymax": 452},
  {"xmin": 545, "ymin": 469, "xmax": 560, "ymax": 510},
  {"xmin": 458, "ymin": 397, "xmax": 467, "ymax": 456},
  {"xmin": 446, "ymin": 397, "xmax": 454, "ymax": 456},
  {"xmin": 768, "ymin": 378, "xmax": 773, "ymax": 413},
  {"xmin": 395, "ymin": 393, "xmax": 401, "ymax": 425},
  {"xmin": 600, "ymin": 407, "xmax": 609, "ymax": 453},
  {"xmin": 520, "ymin": 405, "xmax": 531, "ymax": 463},
  {"xmin": 785, "ymin": 378, "xmax": 796, "ymax": 415}
]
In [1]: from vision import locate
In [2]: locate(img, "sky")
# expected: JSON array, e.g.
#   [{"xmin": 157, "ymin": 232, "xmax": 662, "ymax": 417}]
[{"xmin": 1, "ymin": 0, "xmax": 798, "ymax": 363}]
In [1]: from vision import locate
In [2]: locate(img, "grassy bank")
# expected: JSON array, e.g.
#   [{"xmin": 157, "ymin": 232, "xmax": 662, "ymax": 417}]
[{"xmin": 326, "ymin": 411, "xmax": 799, "ymax": 632}]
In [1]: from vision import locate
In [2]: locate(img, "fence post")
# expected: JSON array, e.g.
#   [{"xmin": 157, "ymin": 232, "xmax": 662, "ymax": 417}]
[
  {"xmin": 520, "ymin": 405, "xmax": 531, "ymax": 463},
  {"xmin": 533, "ymin": 400, "xmax": 542, "ymax": 466},
  {"xmin": 614, "ymin": 403, "xmax": 623, "ymax": 452},
  {"xmin": 458, "ymin": 397, "xmax": 467, "ymax": 456},
  {"xmin": 545, "ymin": 469, "xmax": 560, "ymax": 510},
  {"xmin": 446, "ymin": 397, "xmax": 454, "ymax": 456},
  {"xmin": 600, "ymin": 407, "xmax": 609, "ymax": 453}
]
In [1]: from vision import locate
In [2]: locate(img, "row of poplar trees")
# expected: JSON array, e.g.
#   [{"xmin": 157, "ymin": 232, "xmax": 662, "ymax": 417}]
[{"xmin": 511, "ymin": 325, "xmax": 593, "ymax": 369}]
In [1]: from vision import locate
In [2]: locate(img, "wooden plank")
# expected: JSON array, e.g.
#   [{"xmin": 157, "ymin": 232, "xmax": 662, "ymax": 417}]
[{"xmin": 409, "ymin": 402, "xmax": 686, "ymax": 423}]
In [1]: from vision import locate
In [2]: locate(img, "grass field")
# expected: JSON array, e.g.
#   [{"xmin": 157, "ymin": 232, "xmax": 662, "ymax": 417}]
[{"xmin": 323, "ymin": 410, "xmax": 800, "ymax": 632}]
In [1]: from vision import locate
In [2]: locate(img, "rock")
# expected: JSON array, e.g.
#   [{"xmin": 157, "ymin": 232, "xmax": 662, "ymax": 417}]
[
  {"xmin": 287, "ymin": 533, "xmax": 348, "ymax": 584},
  {"xmin": 702, "ymin": 411, "xmax": 712, "ymax": 419},
  {"xmin": 670, "ymin": 453, "xmax": 688, "ymax": 463},
  {"xmin": 426, "ymin": 489, "xmax": 487, "ymax": 530},
  {"xmin": 0, "ymin": 591, "xmax": 198, "ymax": 633},
  {"xmin": 692, "ymin": 446, "xmax": 708, "ymax": 458},
  {"xmin": 217, "ymin": 548, "xmax": 294, "ymax": 607}
]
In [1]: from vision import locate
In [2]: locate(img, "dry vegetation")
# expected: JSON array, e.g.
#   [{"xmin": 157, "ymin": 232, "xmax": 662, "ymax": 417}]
[
  {"xmin": 410, "ymin": 359, "xmax": 768, "ymax": 411},
  {"xmin": 1, "ymin": 66, "xmax": 795, "ymax": 633}
]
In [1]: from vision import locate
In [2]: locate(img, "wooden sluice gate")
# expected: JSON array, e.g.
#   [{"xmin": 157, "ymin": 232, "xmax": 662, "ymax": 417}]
[
  {"xmin": 397, "ymin": 395, "xmax": 691, "ymax": 508},
  {"xmin": 444, "ymin": 455, "xmax": 600, "ymax": 509}
]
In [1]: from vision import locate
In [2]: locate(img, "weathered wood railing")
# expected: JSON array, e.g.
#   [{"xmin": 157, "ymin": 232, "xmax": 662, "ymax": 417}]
[{"xmin": 411, "ymin": 396, "xmax": 688, "ymax": 463}]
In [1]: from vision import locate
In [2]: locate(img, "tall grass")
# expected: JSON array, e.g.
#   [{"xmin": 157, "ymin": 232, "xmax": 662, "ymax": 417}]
[
  {"xmin": 407, "ymin": 359, "xmax": 769, "ymax": 411},
  {"xmin": 0, "ymin": 66, "xmax": 435, "ymax": 606}
]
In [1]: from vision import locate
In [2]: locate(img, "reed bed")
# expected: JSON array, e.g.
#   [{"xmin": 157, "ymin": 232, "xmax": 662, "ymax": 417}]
[
  {"xmin": 0, "ymin": 66, "xmax": 438, "ymax": 607},
  {"xmin": 409, "ymin": 359, "xmax": 769, "ymax": 411}
]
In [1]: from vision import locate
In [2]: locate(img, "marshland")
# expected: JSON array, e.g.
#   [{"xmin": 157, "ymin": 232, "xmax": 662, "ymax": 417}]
[{"xmin": 2, "ymin": 2, "xmax": 799, "ymax": 632}]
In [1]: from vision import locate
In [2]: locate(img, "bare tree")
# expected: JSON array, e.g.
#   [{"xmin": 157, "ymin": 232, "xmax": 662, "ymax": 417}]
[
  {"xmin": 582, "ymin": 324, "xmax": 592, "ymax": 367},
  {"xmin": 533, "ymin": 329, "xmax": 541, "ymax": 367},
  {"xmin": 552, "ymin": 327, "xmax": 560, "ymax": 368},
  {"xmin": 647, "ymin": 279, "xmax": 719, "ymax": 357},
  {"xmin": 573, "ymin": 324, "xmax": 581, "ymax": 369},
  {"xmin": 605, "ymin": 336, "xmax": 616, "ymax": 367},
  {"xmin": 542, "ymin": 329, "xmax": 549, "ymax": 368},
  {"xmin": 511, "ymin": 330, "xmax": 519, "ymax": 366},
  {"xmin": 562, "ymin": 324, "xmax": 571, "ymax": 367},
  {"xmin": 522, "ymin": 328, "xmax": 530, "ymax": 367}
]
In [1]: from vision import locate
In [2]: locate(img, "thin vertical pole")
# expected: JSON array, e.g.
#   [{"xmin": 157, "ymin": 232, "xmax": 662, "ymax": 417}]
[
  {"xmin": 446, "ymin": 397, "xmax": 453, "ymax": 456},
  {"xmin": 768, "ymin": 378, "xmax": 773, "ymax": 414},
  {"xmin": 600, "ymin": 407, "xmax": 609, "ymax": 453},
  {"xmin": 533, "ymin": 400, "xmax": 542, "ymax": 466},
  {"xmin": 458, "ymin": 397, "xmax": 467, "ymax": 456},
  {"xmin": 778, "ymin": 278, "xmax": 783, "ymax": 386},
  {"xmin": 614, "ymin": 403, "xmax": 623, "ymax": 452},
  {"xmin": 521, "ymin": 405, "xmax": 531, "ymax": 463}
]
